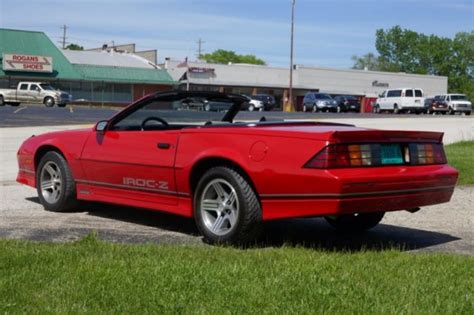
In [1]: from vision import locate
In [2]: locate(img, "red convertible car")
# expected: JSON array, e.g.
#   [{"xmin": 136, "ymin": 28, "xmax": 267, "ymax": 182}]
[{"xmin": 16, "ymin": 91, "xmax": 458, "ymax": 244}]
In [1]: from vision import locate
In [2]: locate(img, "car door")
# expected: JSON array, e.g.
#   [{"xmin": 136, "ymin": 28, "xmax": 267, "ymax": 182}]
[
  {"xmin": 29, "ymin": 84, "xmax": 42, "ymax": 103},
  {"xmin": 379, "ymin": 91, "xmax": 389, "ymax": 110},
  {"xmin": 17, "ymin": 83, "xmax": 30, "ymax": 102},
  {"xmin": 80, "ymin": 97, "xmax": 180, "ymax": 206}
]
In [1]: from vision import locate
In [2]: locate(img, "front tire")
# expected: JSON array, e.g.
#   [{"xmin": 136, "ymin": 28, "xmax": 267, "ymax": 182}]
[
  {"xmin": 194, "ymin": 166, "xmax": 262, "ymax": 245},
  {"xmin": 36, "ymin": 151, "xmax": 78, "ymax": 212},
  {"xmin": 325, "ymin": 212, "xmax": 385, "ymax": 233},
  {"xmin": 0, "ymin": 95, "xmax": 4, "ymax": 106},
  {"xmin": 44, "ymin": 96, "xmax": 55, "ymax": 107},
  {"xmin": 373, "ymin": 104, "xmax": 380, "ymax": 113}
]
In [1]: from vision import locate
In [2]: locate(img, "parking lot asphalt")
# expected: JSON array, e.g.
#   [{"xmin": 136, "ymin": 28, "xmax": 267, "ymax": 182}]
[{"xmin": 1, "ymin": 103, "xmax": 473, "ymax": 127}]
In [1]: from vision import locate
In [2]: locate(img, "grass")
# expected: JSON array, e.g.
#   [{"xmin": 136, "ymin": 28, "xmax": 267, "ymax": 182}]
[
  {"xmin": 0, "ymin": 234, "xmax": 472, "ymax": 314},
  {"xmin": 445, "ymin": 141, "xmax": 474, "ymax": 185}
]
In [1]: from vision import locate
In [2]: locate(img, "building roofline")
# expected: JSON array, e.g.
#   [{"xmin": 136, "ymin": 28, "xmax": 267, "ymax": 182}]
[{"xmin": 0, "ymin": 28, "xmax": 46, "ymax": 35}]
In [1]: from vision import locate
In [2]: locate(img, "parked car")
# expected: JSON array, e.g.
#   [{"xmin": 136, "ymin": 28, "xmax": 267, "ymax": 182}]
[
  {"xmin": 242, "ymin": 95, "xmax": 264, "ymax": 111},
  {"xmin": 373, "ymin": 88, "xmax": 425, "ymax": 114},
  {"xmin": 333, "ymin": 95, "xmax": 361, "ymax": 113},
  {"xmin": 302, "ymin": 92, "xmax": 337, "ymax": 112},
  {"xmin": 437, "ymin": 94, "xmax": 472, "ymax": 115},
  {"xmin": 249, "ymin": 94, "xmax": 276, "ymax": 111},
  {"xmin": 424, "ymin": 96, "xmax": 448, "ymax": 115},
  {"xmin": 16, "ymin": 91, "xmax": 458, "ymax": 245},
  {"xmin": 0, "ymin": 82, "xmax": 72, "ymax": 107}
]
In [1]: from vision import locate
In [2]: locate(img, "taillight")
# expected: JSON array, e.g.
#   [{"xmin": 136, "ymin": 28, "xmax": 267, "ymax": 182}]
[
  {"xmin": 304, "ymin": 143, "xmax": 447, "ymax": 169},
  {"xmin": 409, "ymin": 143, "xmax": 447, "ymax": 165}
]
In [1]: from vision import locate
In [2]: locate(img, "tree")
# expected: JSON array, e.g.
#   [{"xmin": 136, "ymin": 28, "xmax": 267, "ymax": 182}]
[
  {"xmin": 351, "ymin": 53, "xmax": 381, "ymax": 71},
  {"xmin": 353, "ymin": 26, "xmax": 474, "ymax": 100},
  {"xmin": 200, "ymin": 49, "xmax": 266, "ymax": 65},
  {"xmin": 65, "ymin": 43, "xmax": 84, "ymax": 51}
]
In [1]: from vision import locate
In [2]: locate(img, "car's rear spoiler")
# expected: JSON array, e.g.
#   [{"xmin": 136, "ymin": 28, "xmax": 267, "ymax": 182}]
[{"xmin": 329, "ymin": 130, "xmax": 444, "ymax": 144}]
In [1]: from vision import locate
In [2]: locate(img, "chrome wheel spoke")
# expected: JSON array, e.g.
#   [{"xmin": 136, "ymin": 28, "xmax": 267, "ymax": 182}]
[
  {"xmin": 212, "ymin": 214, "xmax": 226, "ymax": 232},
  {"xmin": 41, "ymin": 180, "xmax": 54, "ymax": 190},
  {"xmin": 226, "ymin": 191, "xmax": 237, "ymax": 207},
  {"xmin": 45, "ymin": 164, "xmax": 56, "ymax": 177},
  {"xmin": 212, "ymin": 182, "xmax": 227, "ymax": 200},
  {"xmin": 226, "ymin": 210, "xmax": 237, "ymax": 227},
  {"xmin": 51, "ymin": 188, "xmax": 60, "ymax": 201},
  {"xmin": 201, "ymin": 199, "xmax": 220, "ymax": 213}
]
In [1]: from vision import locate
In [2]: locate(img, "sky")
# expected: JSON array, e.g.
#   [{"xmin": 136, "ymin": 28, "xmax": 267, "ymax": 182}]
[{"xmin": 0, "ymin": 0, "xmax": 472, "ymax": 68}]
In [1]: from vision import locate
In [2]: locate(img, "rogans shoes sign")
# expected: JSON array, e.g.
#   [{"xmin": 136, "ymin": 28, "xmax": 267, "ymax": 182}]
[{"xmin": 2, "ymin": 53, "xmax": 53, "ymax": 73}]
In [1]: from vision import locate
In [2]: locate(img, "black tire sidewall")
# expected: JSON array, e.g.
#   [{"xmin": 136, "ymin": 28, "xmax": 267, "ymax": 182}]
[
  {"xmin": 193, "ymin": 166, "xmax": 261, "ymax": 244},
  {"xmin": 36, "ymin": 151, "xmax": 77, "ymax": 212}
]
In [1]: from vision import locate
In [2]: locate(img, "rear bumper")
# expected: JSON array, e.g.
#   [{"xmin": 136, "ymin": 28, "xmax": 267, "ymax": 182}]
[
  {"xmin": 260, "ymin": 165, "xmax": 458, "ymax": 220},
  {"xmin": 261, "ymin": 185, "xmax": 455, "ymax": 220}
]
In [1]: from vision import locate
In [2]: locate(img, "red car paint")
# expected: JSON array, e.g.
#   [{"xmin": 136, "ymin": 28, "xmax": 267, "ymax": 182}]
[{"xmin": 17, "ymin": 94, "xmax": 458, "ymax": 221}]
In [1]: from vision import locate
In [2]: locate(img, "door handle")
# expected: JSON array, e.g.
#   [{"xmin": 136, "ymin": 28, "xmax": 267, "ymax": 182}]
[{"xmin": 157, "ymin": 143, "xmax": 170, "ymax": 149}]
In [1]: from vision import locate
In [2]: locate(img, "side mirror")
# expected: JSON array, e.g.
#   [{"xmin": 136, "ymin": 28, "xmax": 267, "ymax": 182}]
[{"xmin": 95, "ymin": 120, "xmax": 108, "ymax": 133}]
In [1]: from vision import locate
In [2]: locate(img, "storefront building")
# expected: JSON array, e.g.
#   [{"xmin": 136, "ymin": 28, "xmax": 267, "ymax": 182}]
[
  {"xmin": 164, "ymin": 59, "xmax": 448, "ymax": 111},
  {"xmin": 0, "ymin": 28, "xmax": 176, "ymax": 104}
]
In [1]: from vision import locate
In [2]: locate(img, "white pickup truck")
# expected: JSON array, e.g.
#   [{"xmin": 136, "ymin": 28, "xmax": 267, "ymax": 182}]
[{"xmin": 0, "ymin": 82, "xmax": 72, "ymax": 107}]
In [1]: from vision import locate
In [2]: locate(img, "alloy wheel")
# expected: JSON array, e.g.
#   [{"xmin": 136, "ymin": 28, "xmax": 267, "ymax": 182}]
[
  {"xmin": 200, "ymin": 179, "xmax": 239, "ymax": 236},
  {"xmin": 40, "ymin": 161, "xmax": 62, "ymax": 204}
]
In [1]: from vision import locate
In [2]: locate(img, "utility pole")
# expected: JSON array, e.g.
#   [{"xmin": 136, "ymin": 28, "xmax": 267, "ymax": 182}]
[
  {"xmin": 197, "ymin": 38, "xmax": 205, "ymax": 59},
  {"xmin": 60, "ymin": 25, "xmax": 68, "ymax": 49},
  {"xmin": 287, "ymin": 0, "xmax": 296, "ymax": 112}
]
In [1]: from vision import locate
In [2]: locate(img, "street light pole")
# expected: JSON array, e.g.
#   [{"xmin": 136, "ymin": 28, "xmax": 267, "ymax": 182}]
[{"xmin": 288, "ymin": 0, "xmax": 296, "ymax": 112}]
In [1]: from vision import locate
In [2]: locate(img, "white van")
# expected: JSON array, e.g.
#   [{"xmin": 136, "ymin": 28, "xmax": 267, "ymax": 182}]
[
  {"xmin": 374, "ymin": 88, "xmax": 425, "ymax": 114},
  {"xmin": 438, "ymin": 94, "xmax": 472, "ymax": 115}
]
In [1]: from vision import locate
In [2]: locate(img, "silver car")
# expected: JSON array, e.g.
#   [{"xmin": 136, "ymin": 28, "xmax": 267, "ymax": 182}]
[{"xmin": 302, "ymin": 92, "xmax": 337, "ymax": 112}]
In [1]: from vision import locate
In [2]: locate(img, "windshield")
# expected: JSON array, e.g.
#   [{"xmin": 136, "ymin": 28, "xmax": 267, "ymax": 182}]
[
  {"xmin": 450, "ymin": 95, "xmax": 468, "ymax": 101},
  {"xmin": 315, "ymin": 94, "xmax": 332, "ymax": 100},
  {"xmin": 39, "ymin": 84, "xmax": 56, "ymax": 91},
  {"xmin": 110, "ymin": 93, "xmax": 256, "ymax": 131}
]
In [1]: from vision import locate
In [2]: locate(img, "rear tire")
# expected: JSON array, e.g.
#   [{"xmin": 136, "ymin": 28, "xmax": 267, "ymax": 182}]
[
  {"xmin": 325, "ymin": 212, "xmax": 385, "ymax": 233},
  {"xmin": 466, "ymin": 111, "xmax": 471, "ymax": 116},
  {"xmin": 393, "ymin": 104, "xmax": 400, "ymax": 114},
  {"xmin": 0, "ymin": 95, "xmax": 4, "ymax": 106},
  {"xmin": 36, "ymin": 151, "xmax": 78, "ymax": 212},
  {"xmin": 194, "ymin": 166, "xmax": 262, "ymax": 245}
]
